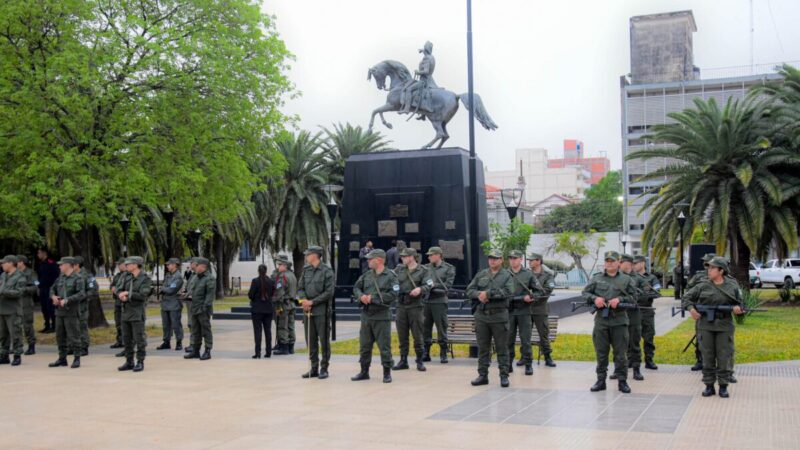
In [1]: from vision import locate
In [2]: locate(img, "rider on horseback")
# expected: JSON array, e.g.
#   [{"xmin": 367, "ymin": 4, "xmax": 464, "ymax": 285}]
[{"xmin": 400, "ymin": 41, "xmax": 437, "ymax": 115}]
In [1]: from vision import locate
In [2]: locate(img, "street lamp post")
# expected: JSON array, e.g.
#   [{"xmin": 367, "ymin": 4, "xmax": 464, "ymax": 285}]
[
  {"xmin": 676, "ymin": 210, "xmax": 687, "ymax": 299},
  {"xmin": 119, "ymin": 215, "xmax": 131, "ymax": 257},
  {"xmin": 500, "ymin": 186, "xmax": 525, "ymax": 221},
  {"xmin": 321, "ymin": 184, "xmax": 343, "ymax": 342},
  {"xmin": 192, "ymin": 229, "xmax": 202, "ymax": 257},
  {"xmin": 162, "ymin": 205, "xmax": 175, "ymax": 259}
]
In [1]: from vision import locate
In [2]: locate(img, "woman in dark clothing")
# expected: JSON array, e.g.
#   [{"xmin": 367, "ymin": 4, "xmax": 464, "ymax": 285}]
[{"xmin": 248, "ymin": 265, "xmax": 276, "ymax": 359}]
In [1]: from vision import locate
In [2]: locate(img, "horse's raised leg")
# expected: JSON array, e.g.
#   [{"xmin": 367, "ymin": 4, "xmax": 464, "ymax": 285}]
[
  {"xmin": 423, "ymin": 120, "xmax": 445, "ymax": 149},
  {"xmin": 379, "ymin": 112, "xmax": 393, "ymax": 129},
  {"xmin": 436, "ymin": 121, "xmax": 450, "ymax": 149},
  {"xmin": 369, "ymin": 103, "xmax": 395, "ymax": 132}
]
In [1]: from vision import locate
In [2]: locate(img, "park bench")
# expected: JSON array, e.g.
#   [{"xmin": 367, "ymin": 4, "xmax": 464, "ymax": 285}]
[{"xmin": 446, "ymin": 315, "xmax": 559, "ymax": 364}]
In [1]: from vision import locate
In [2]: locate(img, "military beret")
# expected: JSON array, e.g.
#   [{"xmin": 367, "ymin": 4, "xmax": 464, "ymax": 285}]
[
  {"xmin": 707, "ymin": 256, "xmax": 729, "ymax": 273},
  {"xmin": 426, "ymin": 246, "xmax": 443, "ymax": 256},
  {"xmin": 604, "ymin": 251, "xmax": 620, "ymax": 261},
  {"xmin": 528, "ymin": 253, "xmax": 543, "ymax": 261},
  {"xmin": 620, "ymin": 253, "xmax": 634, "ymax": 263},
  {"xmin": 304, "ymin": 246, "xmax": 324, "ymax": 256},
  {"xmin": 367, "ymin": 249, "xmax": 387, "ymax": 260},
  {"xmin": 633, "ymin": 255, "xmax": 647, "ymax": 263},
  {"xmin": 124, "ymin": 256, "xmax": 144, "ymax": 266},
  {"xmin": 194, "ymin": 257, "xmax": 210, "ymax": 266},
  {"xmin": 57, "ymin": 256, "xmax": 78, "ymax": 265},
  {"xmin": 486, "ymin": 249, "xmax": 503, "ymax": 259},
  {"xmin": 0, "ymin": 255, "xmax": 19, "ymax": 264},
  {"xmin": 702, "ymin": 253, "xmax": 716, "ymax": 263},
  {"xmin": 508, "ymin": 250, "xmax": 524, "ymax": 259},
  {"xmin": 399, "ymin": 247, "xmax": 417, "ymax": 257},
  {"xmin": 166, "ymin": 258, "xmax": 181, "ymax": 265},
  {"xmin": 15, "ymin": 255, "xmax": 29, "ymax": 265}
]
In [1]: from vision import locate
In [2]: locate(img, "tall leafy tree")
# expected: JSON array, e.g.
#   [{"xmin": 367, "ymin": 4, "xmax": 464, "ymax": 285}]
[
  {"xmin": 538, "ymin": 171, "xmax": 622, "ymax": 233},
  {"xmin": 321, "ymin": 122, "xmax": 391, "ymax": 183}
]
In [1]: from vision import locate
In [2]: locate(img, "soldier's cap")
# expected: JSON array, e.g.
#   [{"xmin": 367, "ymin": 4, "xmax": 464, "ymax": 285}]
[
  {"xmin": 57, "ymin": 256, "xmax": 78, "ymax": 265},
  {"xmin": 304, "ymin": 246, "xmax": 324, "ymax": 256},
  {"xmin": 604, "ymin": 251, "xmax": 620, "ymax": 261},
  {"xmin": 486, "ymin": 249, "xmax": 503, "ymax": 259},
  {"xmin": 528, "ymin": 252, "xmax": 543, "ymax": 261},
  {"xmin": 116, "ymin": 258, "xmax": 126, "ymax": 265},
  {"xmin": 0, "ymin": 255, "xmax": 19, "ymax": 264},
  {"xmin": 275, "ymin": 255, "xmax": 292, "ymax": 266},
  {"xmin": 426, "ymin": 246, "xmax": 443, "ymax": 256},
  {"xmin": 189, "ymin": 257, "xmax": 200, "ymax": 264},
  {"xmin": 124, "ymin": 256, "xmax": 145, "ymax": 266},
  {"xmin": 15, "ymin": 255, "xmax": 29, "ymax": 265},
  {"xmin": 702, "ymin": 253, "xmax": 716, "ymax": 264},
  {"xmin": 707, "ymin": 256, "xmax": 730, "ymax": 273},
  {"xmin": 195, "ymin": 257, "xmax": 210, "ymax": 266},
  {"xmin": 399, "ymin": 247, "xmax": 417, "ymax": 257},
  {"xmin": 166, "ymin": 258, "xmax": 181, "ymax": 266},
  {"xmin": 633, "ymin": 255, "xmax": 647, "ymax": 263},
  {"xmin": 508, "ymin": 250, "xmax": 524, "ymax": 259},
  {"xmin": 367, "ymin": 249, "xmax": 387, "ymax": 260},
  {"xmin": 620, "ymin": 253, "xmax": 634, "ymax": 263},
  {"xmin": 74, "ymin": 256, "xmax": 84, "ymax": 266}
]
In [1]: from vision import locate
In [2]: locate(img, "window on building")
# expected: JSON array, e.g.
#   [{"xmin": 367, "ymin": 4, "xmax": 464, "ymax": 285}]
[
  {"xmin": 629, "ymin": 224, "xmax": 645, "ymax": 231},
  {"xmin": 239, "ymin": 241, "xmax": 256, "ymax": 262}
]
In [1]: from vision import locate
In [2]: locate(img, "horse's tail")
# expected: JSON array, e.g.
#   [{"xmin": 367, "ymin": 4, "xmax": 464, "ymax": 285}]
[{"xmin": 458, "ymin": 93, "xmax": 498, "ymax": 130}]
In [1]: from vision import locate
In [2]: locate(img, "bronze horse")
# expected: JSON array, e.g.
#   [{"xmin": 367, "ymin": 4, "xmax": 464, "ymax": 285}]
[{"xmin": 367, "ymin": 60, "xmax": 497, "ymax": 149}]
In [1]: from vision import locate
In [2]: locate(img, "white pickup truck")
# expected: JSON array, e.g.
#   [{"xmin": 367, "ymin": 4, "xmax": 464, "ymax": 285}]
[{"xmin": 760, "ymin": 259, "xmax": 800, "ymax": 289}]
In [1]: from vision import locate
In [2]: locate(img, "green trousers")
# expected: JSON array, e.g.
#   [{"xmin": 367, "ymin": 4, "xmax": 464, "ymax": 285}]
[
  {"xmin": 507, "ymin": 314, "xmax": 532, "ymax": 365},
  {"xmin": 55, "ymin": 315, "xmax": 81, "ymax": 359},
  {"xmin": 359, "ymin": 318, "xmax": 393, "ymax": 368},
  {"xmin": 190, "ymin": 312, "xmax": 213, "ymax": 351},
  {"xmin": 626, "ymin": 309, "xmax": 643, "ymax": 369},
  {"xmin": 641, "ymin": 309, "xmax": 656, "ymax": 362},
  {"xmin": 122, "ymin": 319, "xmax": 147, "ymax": 361},
  {"xmin": 15, "ymin": 299, "xmax": 35, "ymax": 347},
  {"xmin": 0, "ymin": 314, "xmax": 22, "ymax": 357},
  {"xmin": 161, "ymin": 309, "xmax": 184, "ymax": 342},
  {"xmin": 275, "ymin": 301, "xmax": 295, "ymax": 345},
  {"xmin": 113, "ymin": 305, "xmax": 123, "ymax": 345},
  {"xmin": 79, "ymin": 301, "xmax": 90, "ymax": 350},
  {"xmin": 593, "ymin": 322, "xmax": 629, "ymax": 381},
  {"xmin": 287, "ymin": 303, "xmax": 296, "ymax": 344},
  {"xmin": 533, "ymin": 313, "xmax": 552, "ymax": 356},
  {"xmin": 396, "ymin": 305, "xmax": 424, "ymax": 359},
  {"xmin": 423, "ymin": 302, "xmax": 449, "ymax": 346},
  {"xmin": 476, "ymin": 319, "xmax": 510, "ymax": 377},
  {"xmin": 303, "ymin": 310, "xmax": 330, "ymax": 371},
  {"xmin": 699, "ymin": 328, "xmax": 735, "ymax": 385}
]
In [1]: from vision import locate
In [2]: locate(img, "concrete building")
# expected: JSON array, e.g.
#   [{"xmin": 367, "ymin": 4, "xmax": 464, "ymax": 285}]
[
  {"xmin": 547, "ymin": 139, "xmax": 610, "ymax": 185},
  {"xmin": 621, "ymin": 9, "xmax": 784, "ymax": 255}
]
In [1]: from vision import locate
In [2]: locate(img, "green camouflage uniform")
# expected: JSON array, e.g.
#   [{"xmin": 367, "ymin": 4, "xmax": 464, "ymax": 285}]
[
  {"xmin": 189, "ymin": 270, "xmax": 215, "ymax": 351},
  {"xmin": 50, "ymin": 272, "xmax": 85, "ymax": 358},
  {"xmin": 394, "ymin": 261, "xmax": 429, "ymax": 363},
  {"xmin": 273, "ymin": 269, "xmax": 297, "ymax": 347},
  {"xmin": 466, "ymin": 266, "xmax": 514, "ymax": 377},
  {"xmin": 624, "ymin": 269, "xmax": 647, "ymax": 369},
  {"xmin": 637, "ymin": 270, "xmax": 661, "ymax": 363},
  {"xmin": 422, "ymin": 257, "xmax": 455, "ymax": 357},
  {"xmin": 506, "ymin": 265, "xmax": 540, "ymax": 367},
  {"xmin": 353, "ymin": 267, "xmax": 399, "ymax": 369},
  {"xmin": 160, "ymin": 268, "xmax": 184, "ymax": 344},
  {"xmin": 16, "ymin": 267, "xmax": 38, "ymax": 348},
  {"xmin": 531, "ymin": 266, "xmax": 556, "ymax": 359},
  {"xmin": 121, "ymin": 271, "xmax": 152, "ymax": 361},
  {"xmin": 0, "ymin": 269, "xmax": 26, "ymax": 358},
  {"xmin": 297, "ymin": 261, "xmax": 335, "ymax": 372},
  {"xmin": 79, "ymin": 270, "xmax": 99, "ymax": 352}
]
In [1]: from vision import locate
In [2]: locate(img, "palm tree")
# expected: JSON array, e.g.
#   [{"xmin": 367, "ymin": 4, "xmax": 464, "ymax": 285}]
[
  {"xmin": 627, "ymin": 96, "xmax": 800, "ymax": 287},
  {"xmin": 321, "ymin": 122, "xmax": 391, "ymax": 183}
]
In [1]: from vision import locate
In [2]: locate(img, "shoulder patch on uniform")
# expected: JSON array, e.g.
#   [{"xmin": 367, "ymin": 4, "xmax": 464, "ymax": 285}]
[
  {"xmin": 392, "ymin": 284, "xmax": 400, "ymax": 292},
  {"xmin": 34, "ymin": 280, "xmax": 40, "ymax": 286},
  {"xmin": 426, "ymin": 279, "xmax": 434, "ymax": 287}
]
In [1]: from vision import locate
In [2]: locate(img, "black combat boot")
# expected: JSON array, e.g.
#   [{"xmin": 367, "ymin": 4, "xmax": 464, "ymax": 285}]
[
  {"xmin": 509, "ymin": 362, "xmax": 513, "ymax": 373},
  {"xmin": 500, "ymin": 375, "xmax": 510, "ymax": 388},
  {"xmin": 691, "ymin": 353, "xmax": 703, "ymax": 371},
  {"xmin": 115, "ymin": 350, "xmax": 126, "ymax": 358},
  {"xmin": 118, "ymin": 358, "xmax": 135, "ymax": 371},
  {"xmin": 24, "ymin": 344, "xmax": 35, "ymax": 356},
  {"xmin": 392, "ymin": 355, "xmax": 409, "ymax": 370},
  {"xmin": 175, "ymin": 340, "xmax": 183, "ymax": 351},
  {"xmin": 184, "ymin": 351, "xmax": 200, "ymax": 359},
  {"xmin": 110, "ymin": 342, "xmax": 123, "ymax": 349},
  {"xmin": 383, "ymin": 366, "xmax": 392, "ymax": 383},
  {"xmin": 70, "ymin": 356, "xmax": 80, "ymax": 369},
  {"xmin": 11, "ymin": 355, "xmax": 21, "ymax": 366},
  {"xmin": 318, "ymin": 368, "xmax": 329, "ymax": 379},
  {"xmin": 199, "ymin": 349, "xmax": 211, "ymax": 360},
  {"xmin": 302, "ymin": 368, "xmax": 319, "ymax": 378},
  {"xmin": 718, "ymin": 385, "xmax": 729, "ymax": 398},
  {"xmin": 633, "ymin": 367, "xmax": 644, "ymax": 381},
  {"xmin": 729, "ymin": 374, "xmax": 737, "ymax": 383},
  {"xmin": 133, "ymin": 360, "xmax": 144, "ymax": 372},
  {"xmin": 609, "ymin": 373, "xmax": 619, "ymax": 380},
  {"xmin": 351, "ymin": 364, "xmax": 370, "ymax": 381},
  {"xmin": 185, "ymin": 345, "xmax": 194, "ymax": 353},
  {"xmin": 273, "ymin": 344, "xmax": 289, "ymax": 356},
  {"xmin": 80, "ymin": 348, "xmax": 88, "ymax": 357},
  {"xmin": 288, "ymin": 344, "xmax": 295, "ymax": 354},
  {"xmin": 516, "ymin": 359, "xmax": 525, "ymax": 367},
  {"xmin": 439, "ymin": 344, "xmax": 448, "ymax": 364},
  {"xmin": 525, "ymin": 364, "xmax": 533, "ymax": 376},
  {"xmin": 590, "ymin": 379, "xmax": 606, "ymax": 392},
  {"xmin": 422, "ymin": 345, "xmax": 431, "ymax": 362},
  {"xmin": 702, "ymin": 384, "xmax": 716, "ymax": 397},
  {"xmin": 271, "ymin": 343, "xmax": 281, "ymax": 352},
  {"xmin": 545, "ymin": 354, "xmax": 557, "ymax": 367},
  {"xmin": 49, "ymin": 357, "xmax": 68, "ymax": 367},
  {"xmin": 415, "ymin": 356, "xmax": 426, "ymax": 372},
  {"xmin": 156, "ymin": 341, "xmax": 170, "ymax": 350},
  {"xmin": 471, "ymin": 374, "xmax": 489, "ymax": 386},
  {"xmin": 618, "ymin": 380, "xmax": 631, "ymax": 394},
  {"xmin": 645, "ymin": 359, "xmax": 658, "ymax": 370}
]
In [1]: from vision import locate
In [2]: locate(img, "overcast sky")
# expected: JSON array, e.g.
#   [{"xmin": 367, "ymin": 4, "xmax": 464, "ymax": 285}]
[{"xmin": 261, "ymin": 0, "xmax": 800, "ymax": 171}]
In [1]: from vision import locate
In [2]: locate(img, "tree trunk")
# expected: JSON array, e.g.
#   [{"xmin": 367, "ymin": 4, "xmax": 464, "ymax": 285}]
[
  {"xmin": 213, "ymin": 230, "xmax": 224, "ymax": 299},
  {"xmin": 730, "ymin": 233, "xmax": 751, "ymax": 289}
]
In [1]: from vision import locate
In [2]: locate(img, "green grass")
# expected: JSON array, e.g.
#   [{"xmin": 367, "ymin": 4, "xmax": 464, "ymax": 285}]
[{"xmin": 314, "ymin": 307, "xmax": 800, "ymax": 364}]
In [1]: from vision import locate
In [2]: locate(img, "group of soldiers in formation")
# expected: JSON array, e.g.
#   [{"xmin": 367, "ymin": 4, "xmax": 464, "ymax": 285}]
[{"xmin": 0, "ymin": 245, "xmax": 744, "ymax": 396}]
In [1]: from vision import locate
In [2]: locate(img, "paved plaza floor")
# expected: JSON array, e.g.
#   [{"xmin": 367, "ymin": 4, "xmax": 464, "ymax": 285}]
[{"xmin": 2, "ymin": 314, "xmax": 799, "ymax": 449}]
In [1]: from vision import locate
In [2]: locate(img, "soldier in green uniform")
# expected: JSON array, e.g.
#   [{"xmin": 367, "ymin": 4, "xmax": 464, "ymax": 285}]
[
  {"xmin": 466, "ymin": 249, "xmax": 514, "ymax": 387},
  {"xmin": 613, "ymin": 254, "xmax": 646, "ymax": 381},
  {"xmin": 48, "ymin": 257, "xmax": 85, "ymax": 369},
  {"xmin": 0, "ymin": 255, "xmax": 26, "ymax": 366},
  {"xmin": 392, "ymin": 247, "xmax": 429, "ymax": 372},
  {"xmin": 15, "ymin": 256, "xmax": 38, "ymax": 355},
  {"xmin": 184, "ymin": 257, "xmax": 215, "ymax": 361},
  {"xmin": 352, "ymin": 249, "xmax": 399, "ymax": 383},
  {"xmin": 110, "ymin": 259, "xmax": 126, "ymax": 350},
  {"xmin": 113, "ymin": 261, "xmax": 131, "ymax": 357},
  {"xmin": 117, "ymin": 256, "xmax": 152, "ymax": 372},
  {"xmin": 73, "ymin": 257, "xmax": 96, "ymax": 356},
  {"xmin": 527, "ymin": 253, "xmax": 557, "ymax": 367},
  {"xmin": 506, "ymin": 250, "xmax": 539, "ymax": 376},
  {"xmin": 180, "ymin": 258, "xmax": 199, "ymax": 354},
  {"xmin": 682, "ymin": 256, "xmax": 744, "ymax": 398},
  {"xmin": 686, "ymin": 253, "xmax": 715, "ymax": 371},
  {"xmin": 157, "ymin": 258, "xmax": 184, "ymax": 351},
  {"xmin": 582, "ymin": 251, "xmax": 637, "ymax": 393},
  {"xmin": 634, "ymin": 255, "xmax": 660, "ymax": 370},
  {"xmin": 297, "ymin": 246, "xmax": 335, "ymax": 379},
  {"xmin": 422, "ymin": 246, "xmax": 455, "ymax": 364},
  {"xmin": 272, "ymin": 255, "xmax": 297, "ymax": 355}
]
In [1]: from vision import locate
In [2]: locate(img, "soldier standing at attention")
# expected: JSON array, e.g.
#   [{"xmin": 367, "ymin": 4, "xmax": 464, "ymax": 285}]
[
  {"xmin": 352, "ymin": 249, "xmax": 399, "ymax": 383},
  {"xmin": 527, "ymin": 253, "xmax": 557, "ymax": 367},
  {"xmin": 466, "ymin": 250, "xmax": 514, "ymax": 388},
  {"xmin": 0, "ymin": 255, "xmax": 26, "ymax": 366},
  {"xmin": 506, "ymin": 250, "xmax": 538, "ymax": 376},
  {"xmin": 682, "ymin": 257, "xmax": 744, "ymax": 398},
  {"xmin": 582, "ymin": 251, "xmax": 637, "ymax": 394},
  {"xmin": 634, "ymin": 255, "xmax": 660, "ymax": 370},
  {"xmin": 184, "ymin": 257, "xmax": 215, "ymax": 361},
  {"xmin": 110, "ymin": 259, "xmax": 127, "ymax": 350},
  {"xmin": 613, "ymin": 254, "xmax": 645, "ymax": 382},
  {"xmin": 272, "ymin": 255, "xmax": 297, "ymax": 355},
  {"xmin": 48, "ymin": 257, "xmax": 85, "ymax": 369},
  {"xmin": 686, "ymin": 253, "xmax": 715, "ymax": 371},
  {"xmin": 422, "ymin": 246, "xmax": 455, "ymax": 364},
  {"xmin": 297, "ymin": 246, "xmax": 335, "ymax": 379},
  {"xmin": 157, "ymin": 258, "xmax": 184, "ymax": 351},
  {"xmin": 117, "ymin": 256, "xmax": 152, "ymax": 372},
  {"xmin": 15, "ymin": 256, "xmax": 38, "ymax": 355},
  {"xmin": 73, "ymin": 256, "xmax": 96, "ymax": 356},
  {"xmin": 392, "ymin": 247, "xmax": 429, "ymax": 372},
  {"xmin": 180, "ymin": 258, "xmax": 199, "ymax": 354}
]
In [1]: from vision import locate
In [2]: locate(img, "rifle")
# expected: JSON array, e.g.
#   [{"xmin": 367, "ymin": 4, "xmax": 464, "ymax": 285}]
[
  {"xmin": 682, "ymin": 334, "xmax": 697, "ymax": 353},
  {"xmin": 691, "ymin": 304, "xmax": 767, "ymax": 322},
  {"xmin": 570, "ymin": 301, "xmax": 654, "ymax": 318}
]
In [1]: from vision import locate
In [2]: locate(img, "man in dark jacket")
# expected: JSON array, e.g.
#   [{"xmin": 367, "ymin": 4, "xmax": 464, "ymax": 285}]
[
  {"xmin": 35, "ymin": 248, "xmax": 60, "ymax": 333},
  {"xmin": 248, "ymin": 265, "xmax": 276, "ymax": 358}
]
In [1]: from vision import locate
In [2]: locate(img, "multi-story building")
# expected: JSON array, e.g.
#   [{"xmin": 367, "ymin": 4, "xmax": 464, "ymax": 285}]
[{"xmin": 548, "ymin": 139, "xmax": 610, "ymax": 184}]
